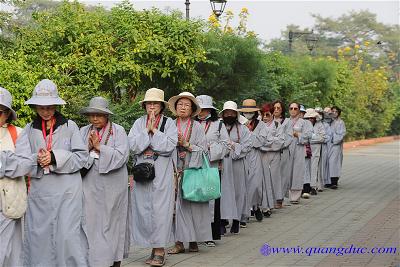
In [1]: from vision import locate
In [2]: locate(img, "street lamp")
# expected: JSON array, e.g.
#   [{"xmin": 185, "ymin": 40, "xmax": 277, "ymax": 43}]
[
  {"xmin": 288, "ymin": 30, "xmax": 319, "ymax": 54},
  {"xmin": 210, "ymin": 0, "xmax": 227, "ymax": 19},
  {"xmin": 185, "ymin": 0, "xmax": 190, "ymax": 21}
]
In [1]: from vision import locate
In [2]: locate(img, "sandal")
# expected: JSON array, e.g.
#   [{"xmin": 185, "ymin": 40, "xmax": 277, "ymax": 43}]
[
  {"xmin": 150, "ymin": 254, "xmax": 166, "ymax": 267},
  {"xmin": 188, "ymin": 242, "xmax": 199, "ymax": 252},
  {"xmin": 167, "ymin": 245, "xmax": 185, "ymax": 254},
  {"xmin": 145, "ymin": 250, "xmax": 155, "ymax": 264}
]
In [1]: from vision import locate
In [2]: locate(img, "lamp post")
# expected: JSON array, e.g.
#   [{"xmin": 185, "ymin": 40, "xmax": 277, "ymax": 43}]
[
  {"xmin": 288, "ymin": 30, "xmax": 319, "ymax": 54},
  {"xmin": 210, "ymin": 0, "xmax": 227, "ymax": 19},
  {"xmin": 185, "ymin": 0, "xmax": 190, "ymax": 21}
]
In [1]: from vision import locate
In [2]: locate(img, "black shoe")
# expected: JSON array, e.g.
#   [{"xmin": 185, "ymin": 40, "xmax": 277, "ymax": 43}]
[
  {"xmin": 230, "ymin": 220, "xmax": 239, "ymax": 234},
  {"xmin": 324, "ymin": 184, "xmax": 332, "ymax": 188},
  {"xmin": 310, "ymin": 188, "xmax": 317, "ymax": 195},
  {"xmin": 250, "ymin": 209, "xmax": 255, "ymax": 217},
  {"xmin": 331, "ymin": 184, "xmax": 338, "ymax": 189},
  {"xmin": 254, "ymin": 208, "xmax": 263, "ymax": 221},
  {"xmin": 220, "ymin": 225, "xmax": 226, "ymax": 236},
  {"xmin": 263, "ymin": 210, "xmax": 272, "ymax": 217},
  {"xmin": 240, "ymin": 222, "xmax": 247, "ymax": 228}
]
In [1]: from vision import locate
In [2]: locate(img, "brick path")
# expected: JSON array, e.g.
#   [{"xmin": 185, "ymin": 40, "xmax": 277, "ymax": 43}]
[{"xmin": 123, "ymin": 141, "xmax": 400, "ymax": 267}]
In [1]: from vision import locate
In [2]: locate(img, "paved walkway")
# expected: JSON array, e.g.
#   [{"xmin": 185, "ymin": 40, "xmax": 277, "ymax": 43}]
[{"xmin": 123, "ymin": 141, "xmax": 400, "ymax": 267}]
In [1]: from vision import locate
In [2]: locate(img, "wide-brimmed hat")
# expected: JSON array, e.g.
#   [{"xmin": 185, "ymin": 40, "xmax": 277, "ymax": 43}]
[
  {"xmin": 25, "ymin": 79, "xmax": 66, "ymax": 106},
  {"xmin": 139, "ymin": 88, "xmax": 168, "ymax": 105},
  {"xmin": 168, "ymin": 92, "xmax": 201, "ymax": 117},
  {"xmin": 218, "ymin": 101, "xmax": 240, "ymax": 118},
  {"xmin": 196, "ymin": 95, "xmax": 217, "ymax": 110},
  {"xmin": 304, "ymin": 108, "xmax": 319, "ymax": 119},
  {"xmin": 238, "ymin": 99, "xmax": 260, "ymax": 113},
  {"xmin": 80, "ymin": 96, "xmax": 113, "ymax": 115},
  {"xmin": 0, "ymin": 87, "xmax": 17, "ymax": 121}
]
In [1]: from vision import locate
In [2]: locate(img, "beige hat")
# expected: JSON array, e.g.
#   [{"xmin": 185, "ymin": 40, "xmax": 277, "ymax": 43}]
[
  {"xmin": 218, "ymin": 101, "xmax": 240, "ymax": 118},
  {"xmin": 238, "ymin": 99, "xmax": 260, "ymax": 112},
  {"xmin": 304, "ymin": 108, "xmax": 319, "ymax": 119},
  {"xmin": 168, "ymin": 92, "xmax": 201, "ymax": 117},
  {"xmin": 139, "ymin": 88, "xmax": 168, "ymax": 105}
]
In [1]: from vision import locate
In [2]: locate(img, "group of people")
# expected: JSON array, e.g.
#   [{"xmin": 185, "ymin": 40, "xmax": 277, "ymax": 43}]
[{"xmin": 0, "ymin": 79, "xmax": 346, "ymax": 267}]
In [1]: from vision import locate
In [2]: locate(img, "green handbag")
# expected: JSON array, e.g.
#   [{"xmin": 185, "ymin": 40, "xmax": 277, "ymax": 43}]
[{"xmin": 182, "ymin": 153, "xmax": 221, "ymax": 202}]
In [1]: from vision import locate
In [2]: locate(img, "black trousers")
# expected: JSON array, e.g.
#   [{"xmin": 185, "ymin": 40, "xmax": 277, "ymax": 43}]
[
  {"xmin": 302, "ymin": 183, "xmax": 311, "ymax": 194},
  {"xmin": 211, "ymin": 197, "xmax": 221, "ymax": 240}
]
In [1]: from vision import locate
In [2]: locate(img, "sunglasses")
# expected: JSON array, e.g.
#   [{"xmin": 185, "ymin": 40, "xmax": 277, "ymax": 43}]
[
  {"xmin": 289, "ymin": 107, "xmax": 299, "ymax": 110},
  {"xmin": 0, "ymin": 110, "xmax": 6, "ymax": 116}
]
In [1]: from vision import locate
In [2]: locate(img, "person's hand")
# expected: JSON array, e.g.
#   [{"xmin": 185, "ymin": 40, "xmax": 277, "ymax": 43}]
[
  {"xmin": 143, "ymin": 149, "xmax": 154, "ymax": 158},
  {"xmin": 89, "ymin": 130, "xmax": 100, "ymax": 152},
  {"xmin": 38, "ymin": 149, "xmax": 51, "ymax": 167},
  {"xmin": 88, "ymin": 136, "xmax": 94, "ymax": 151},
  {"xmin": 147, "ymin": 111, "xmax": 155, "ymax": 133},
  {"xmin": 178, "ymin": 133, "xmax": 184, "ymax": 147},
  {"xmin": 293, "ymin": 131, "xmax": 299, "ymax": 138}
]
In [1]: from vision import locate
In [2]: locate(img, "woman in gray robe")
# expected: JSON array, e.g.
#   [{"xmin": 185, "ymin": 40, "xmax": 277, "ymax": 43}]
[
  {"xmin": 16, "ymin": 79, "xmax": 89, "ymax": 266},
  {"xmin": 128, "ymin": 88, "xmax": 177, "ymax": 267},
  {"xmin": 261, "ymin": 103, "xmax": 285, "ymax": 209},
  {"xmin": 239, "ymin": 99, "xmax": 270, "ymax": 223},
  {"xmin": 195, "ymin": 95, "xmax": 231, "ymax": 246},
  {"xmin": 328, "ymin": 106, "xmax": 346, "ymax": 189},
  {"xmin": 0, "ymin": 87, "xmax": 30, "ymax": 267},
  {"xmin": 80, "ymin": 97, "xmax": 129, "ymax": 267},
  {"xmin": 304, "ymin": 109, "xmax": 326, "ymax": 195},
  {"xmin": 219, "ymin": 101, "xmax": 251, "ymax": 234},
  {"xmin": 167, "ymin": 92, "xmax": 211, "ymax": 254},
  {"xmin": 273, "ymin": 100, "xmax": 293, "ymax": 201},
  {"xmin": 288, "ymin": 102, "xmax": 312, "ymax": 204},
  {"xmin": 320, "ymin": 108, "xmax": 334, "ymax": 187}
]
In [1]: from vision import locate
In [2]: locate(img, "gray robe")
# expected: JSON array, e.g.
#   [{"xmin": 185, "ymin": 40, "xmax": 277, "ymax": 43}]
[
  {"xmin": 289, "ymin": 118, "xmax": 312, "ymax": 190},
  {"xmin": 261, "ymin": 121, "xmax": 285, "ymax": 202},
  {"xmin": 277, "ymin": 118, "xmax": 293, "ymax": 197},
  {"xmin": 226, "ymin": 122, "xmax": 251, "ymax": 221},
  {"xmin": 329, "ymin": 118, "xmax": 346, "ymax": 178},
  {"xmin": 320, "ymin": 121, "xmax": 333, "ymax": 185},
  {"xmin": 128, "ymin": 115, "xmax": 177, "ymax": 247},
  {"xmin": 199, "ymin": 120, "xmax": 233, "ymax": 221},
  {"xmin": 245, "ymin": 120, "xmax": 270, "ymax": 211},
  {"xmin": 0, "ymin": 138, "xmax": 32, "ymax": 267},
  {"xmin": 15, "ymin": 120, "xmax": 89, "ymax": 267},
  {"xmin": 309, "ymin": 121, "xmax": 326, "ymax": 188},
  {"xmin": 174, "ymin": 119, "xmax": 212, "ymax": 242},
  {"xmin": 303, "ymin": 120, "xmax": 313, "ymax": 185},
  {"xmin": 80, "ymin": 122, "xmax": 129, "ymax": 266}
]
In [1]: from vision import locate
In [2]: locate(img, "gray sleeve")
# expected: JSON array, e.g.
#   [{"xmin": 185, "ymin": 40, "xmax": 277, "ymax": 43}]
[
  {"xmin": 231, "ymin": 125, "xmax": 252, "ymax": 160},
  {"xmin": 310, "ymin": 122, "xmax": 326, "ymax": 144},
  {"xmin": 50, "ymin": 121, "xmax": 89, "ymax": 174},
  {"xmin": 332, "ymin": 120, "xmax": 346, "ymax": 145},
  {"xmin": 0, "ymin": 150, "xmax": 33, "ymax": 178},
  {"xmin": 187, "ymin": 122, "xmax": 207, "ymax": 168},
  {"xmin": 13, "ymin": 124, "xmax": 38, "ymax": 177},
  {"xmin": 209, "ymin": 122, "xmax": 230, "ymax": 162},
  {"xmin": 98, "ymin": 124, "xmax": 129, "ymax": 174},
  {"xmin": 128, "ymin": 117, "xmax": 151, "ymax": 155},
  {"xmin": 150, "ymin": 118, "xmax": 178, "ymax": 157},
  {"xmin": 298, "ymin": 120, "xmax": 312, "ymax": 145},
  {"xmin": 282, "ymin": 119, "xmax": 293, "ymax": 148}
]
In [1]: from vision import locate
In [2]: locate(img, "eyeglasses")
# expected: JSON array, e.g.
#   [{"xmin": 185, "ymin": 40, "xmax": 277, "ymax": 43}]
[
  {"xmin": 0, "ymin": 110, "xmax": 6, "ymax": 116},
  {"xmin": 274, "ymin": 106, "xmax": 281, "ymax": 110},
  {"xmin": 289, "ymin": 107, "xmax": 299, "ymax": 110},
  {"xmin": 177, "ymin": 103, "xmax": 191, "ymax": 109}
]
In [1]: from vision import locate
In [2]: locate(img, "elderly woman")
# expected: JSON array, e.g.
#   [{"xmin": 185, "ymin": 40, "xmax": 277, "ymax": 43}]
[
  {"xmin": 303, "ymin": 109, "xmax": 326, "ymax": 196},
  {"xmin": 260, "ymin": 103, "xmax": 285, "ymax": 209},
  {"xmin": 321, "ymin": 107, "xmax": 334, "ymax": 188},
  {"xmin": 329, "ymin": 106, "xmax": 346, "ymax": 189},
  {"xmin": 166, "ymin": 92, "xmax": 211, "ymax": 254},
  {"xmin": 220, "ymin": 101, "xmax": 251, "ymax": 233},
  {"xmin": 272, "ymin": 100, "xmax": 293, "ymax": 202},
  {"xmin": 195, "ymin": 95, "xmax": 232, "ymax": 246},
  {"xmin": 15, "ymin": 79, "xmax": 89, "ymax": 266},
  {"xmin": 80, "ymin": 97, "xmax": 129, "ymax": 267},
  {"xmin": 0, "ymin": 87, "xmax": 30, "ymax": 266},
  {"xmin": 128, "ymin": 88, "xmax": 177, "ymax": 267},
  {"xmin": 288, "ymin": 102, "xmax": 312, "ymax": 204},
  {"xmin": 239, "ymin": 99, "xmax": 271, "ymax": 223}
]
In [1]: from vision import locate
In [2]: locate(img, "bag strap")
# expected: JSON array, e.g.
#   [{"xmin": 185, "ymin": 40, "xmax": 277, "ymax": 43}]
[
  {"xmin": 274, "ymin": 121, "xmax": 279, "ymax": 129},
  {"xmin": 7, "ymin": 124, "xmax": 17, "ymax": 146},
  {"xmin": 218, "ymin": 120, "xmax": 223, "ymax": 133},
  {"xmin": 160, "ymin": 116, "xmax": 168, "ymax": 133},
  {"xmin": 202, "ymin": 153, "xmax": 211, "ymax": 169}
]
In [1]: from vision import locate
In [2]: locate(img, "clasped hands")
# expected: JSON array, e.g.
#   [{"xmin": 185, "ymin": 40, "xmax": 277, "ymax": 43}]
[
  {"xmin": 37, "ymin": 148, "xmax": 51, "ymax": 168},
  {"xmin": 88, "ymin": 130, "xmax": 101, "ymax": 152},
  {"xmin": 147, "ymin": 111, "xmax": 158, "ymax": 134}
]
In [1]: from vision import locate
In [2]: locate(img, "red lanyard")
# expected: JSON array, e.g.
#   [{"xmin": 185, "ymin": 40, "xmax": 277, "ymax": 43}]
[
  {"xmin": 95, "ymin": 124, "xmax": 107, "ymax": 142},
  {"xmin": 266, "ymin": 120, "xmax": 273, "ymax": 127},
  {"xmin": 202, "ymin": 120, "xmax": 211, "ymax": 134},
  {"xmin": 146, "ymin": 114, "xmax": 161, "ymax": 129},
  {"xmin": 42, "ymin": 118, "xmax": 55, "ymax": 151},
  {"xmin": 177, "ymin": 118, "xmax": 192, "ymax": 140}
]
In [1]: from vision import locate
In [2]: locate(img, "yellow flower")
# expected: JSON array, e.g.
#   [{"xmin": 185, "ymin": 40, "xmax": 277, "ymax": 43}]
[
  {"xmin": 354, "ymin": 44, "xmax": 360, "ymax": 49},
  {"xmin": 226, "ymin": 9, "xmax": 234, "ymax": 16},
  {"xmin": 337, "ymin": 48, "xmax": 343, "ymax": 55},
  {"xmin": 241, "ymin": 7, "xmax": 249, "ymax": 14},
  {"xmin": 344, "ymin": 47, "xmax": 352, "ymax": 52},
  {"xmin": 364, "ymin": 41, "xmax": 370, "ymax": 47}
]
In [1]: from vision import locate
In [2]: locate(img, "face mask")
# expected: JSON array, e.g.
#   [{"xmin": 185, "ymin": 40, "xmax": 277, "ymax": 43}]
[
  {"xmin": 242, "ymin": 112, "xmax": 255, "ymax": 120},
  {"xmin": 223, "ymin": 116, "xmax": 237, "ymax": 125},
  {"xmin": 198, "ymin": 113, "xmax": 211, "ymax": 121}
]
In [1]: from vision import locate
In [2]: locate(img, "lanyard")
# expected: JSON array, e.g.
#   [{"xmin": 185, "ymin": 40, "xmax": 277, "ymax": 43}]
[
  {"xmin": 42, "ymin": 118, "xmax": 55, "ymax": 151},
  {"xmin": 291, "ymin": 117, "xmax": 299, "ymax": 127},
  {"xmin": 227, "ymin": 123, "xmax": 240, "ymax": 143},
  {"xmin": 266, "ymin": 120, "xmax": 273, "ymax": 127},
  {"xmin": 146, "ymin": 114, "xmax": 161, "ymax": 129},
  {"xmin": 95, "ymin": 124, "xmax": 107, "ymax": 142},
  {"xmin": 202, "ymin": 120, "xmax": 211, "ymax": 134},
  {"xmin": 177, "ymin": 118, "xmax": 192, "ymax": 141}
]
